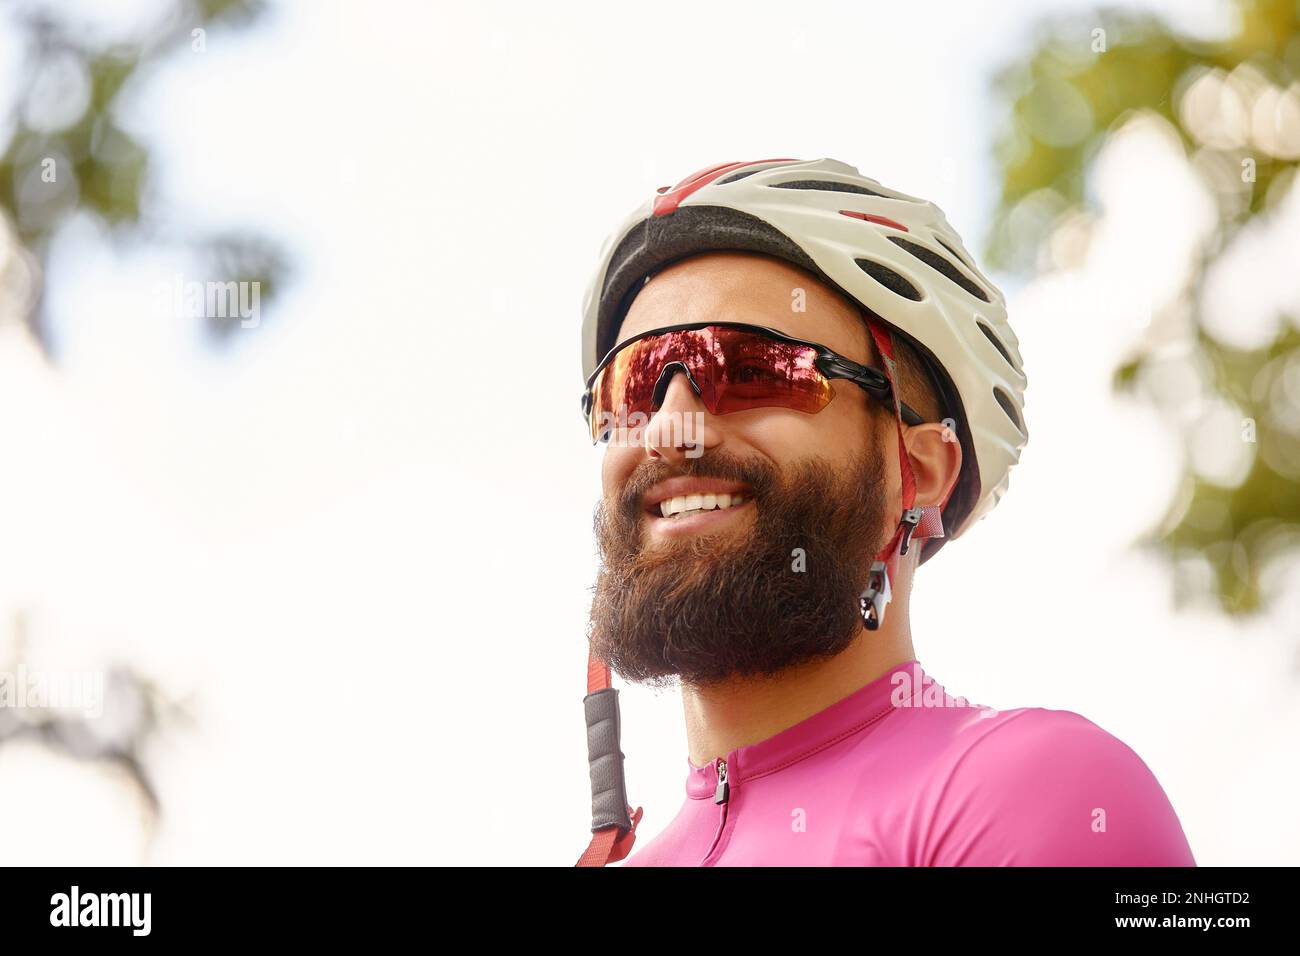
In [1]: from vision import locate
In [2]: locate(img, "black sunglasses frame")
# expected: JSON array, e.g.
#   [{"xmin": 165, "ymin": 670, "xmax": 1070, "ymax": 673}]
[{"xmin": 581, "ymin": 321, "xmax": 924, "ymax": 440}]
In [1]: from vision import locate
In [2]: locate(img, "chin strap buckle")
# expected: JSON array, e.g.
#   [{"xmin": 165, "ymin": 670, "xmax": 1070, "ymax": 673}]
[
  {"xmin": 859, "ymin": 560, "xmax": 892, "ymax": 631},
  {"xmin": 897, "ymin": 507, "xmax": 924, "ymax": 557}
]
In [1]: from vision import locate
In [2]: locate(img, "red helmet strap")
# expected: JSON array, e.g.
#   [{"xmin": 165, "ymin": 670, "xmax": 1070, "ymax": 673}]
[{"xmin": 859, "ymin": 318, "xmax": 945, "ymax": 631}]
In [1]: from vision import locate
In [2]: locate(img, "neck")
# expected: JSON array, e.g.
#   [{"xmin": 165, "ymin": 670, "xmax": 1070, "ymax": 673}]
[{"xmin": 682, "ymin": 599, "xmax": 915, "ymax": 768}]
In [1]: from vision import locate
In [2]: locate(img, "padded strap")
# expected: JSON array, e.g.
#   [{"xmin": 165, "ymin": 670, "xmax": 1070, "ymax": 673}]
[{"xmin": 575, "ymin": 653, "xmax": 642, "ymax": 867}]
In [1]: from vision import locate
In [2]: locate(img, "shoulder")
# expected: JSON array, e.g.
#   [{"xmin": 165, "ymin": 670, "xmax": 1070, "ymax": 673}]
[
  {"xmin": 947, "ymin": 706, "xmax": 1142, "ymax": 776},
  {"xmin": 922, "ymin": 707, "xmax": 1195, "ymax": 866}
]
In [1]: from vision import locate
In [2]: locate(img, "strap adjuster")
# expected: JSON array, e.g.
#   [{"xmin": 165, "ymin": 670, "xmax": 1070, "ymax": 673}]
[
  {"xmin": 897, "ymin": 507, "xmax": 924, "ymax": 556},
  {"xmin": 859, "ymin": 560, "xmax": 892, "ymax": 631}
]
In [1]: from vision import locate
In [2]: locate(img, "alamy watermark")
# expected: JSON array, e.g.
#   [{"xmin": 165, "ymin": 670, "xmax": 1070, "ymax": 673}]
[
  {"xmin": 597, "ymin": 407, "xmax": 706, "ymax": 458},
  {"xmin": 153, "ymin": 273, "xmax": 261, "ymax": 328},
  {"xmin": 0, "ymin": 664, "xmax": 104, "ymax": 720},
  {"xmin": 50, "ymin": 886, "xmax": 151, "ymax": 936},
  {"xmin": 890, "ymin": 662, "xmax": 998, "ymax": 716}
]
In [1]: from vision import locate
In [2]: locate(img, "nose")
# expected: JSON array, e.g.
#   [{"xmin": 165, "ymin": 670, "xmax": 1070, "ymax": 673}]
[{"xmin": 643, "ymin": 366, "xmax": 719, "ymax": 465}]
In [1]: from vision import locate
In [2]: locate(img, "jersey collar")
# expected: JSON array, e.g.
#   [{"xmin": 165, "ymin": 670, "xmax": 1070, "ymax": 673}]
[{"xmin": 684, "ymin": 658, "xmax": 930, "ymax": 799}]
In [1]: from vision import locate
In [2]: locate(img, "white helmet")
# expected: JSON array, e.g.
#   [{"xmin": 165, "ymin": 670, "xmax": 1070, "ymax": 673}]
[{"xmin": 580, "ymin": 157, "xmax": 1028, "ymax": 558}]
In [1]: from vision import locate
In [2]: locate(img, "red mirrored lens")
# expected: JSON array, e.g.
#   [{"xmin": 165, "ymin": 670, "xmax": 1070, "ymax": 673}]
[
  {"xmin": 587, "ymin": 326, "xmax": 833, "ymax": 441},
  {"xmin": 709, "ymin": 327, "xmax": 831, "ymax": 414}
]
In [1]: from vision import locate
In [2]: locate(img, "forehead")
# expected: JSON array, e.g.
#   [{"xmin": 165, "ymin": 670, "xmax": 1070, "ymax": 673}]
[{"xmin": 614, "ymin": 252, "xmax": 874, "ymax": 365}]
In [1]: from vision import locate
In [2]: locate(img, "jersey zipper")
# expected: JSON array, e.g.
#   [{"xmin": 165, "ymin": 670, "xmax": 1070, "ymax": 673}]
[{"xmin": 701, "ymin": 758, "xmax": 730, "ymax": 865}]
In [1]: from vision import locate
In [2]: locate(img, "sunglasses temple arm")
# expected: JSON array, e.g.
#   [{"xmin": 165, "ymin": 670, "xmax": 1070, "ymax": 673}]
[{"xmin": 823, "ymin": 357, "xmax": 925, "ymax": 426}]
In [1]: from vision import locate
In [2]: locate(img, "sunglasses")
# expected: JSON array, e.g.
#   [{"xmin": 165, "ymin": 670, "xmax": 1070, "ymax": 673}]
[{"xmin": 581, "ymin": 321, "xmax": 923, "ymax": 443}]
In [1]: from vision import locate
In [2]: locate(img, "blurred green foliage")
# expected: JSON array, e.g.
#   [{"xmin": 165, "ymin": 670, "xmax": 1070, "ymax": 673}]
[
  {"xmin": 990, "ymin": 0, "xmax": 1300, "ymax": 615},
  {"xmin": 0, "ymin": 0, "xmax": 286, "ymax": 352}
]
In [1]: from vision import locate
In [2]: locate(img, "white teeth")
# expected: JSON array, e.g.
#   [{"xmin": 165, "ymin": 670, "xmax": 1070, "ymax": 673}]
[{"xmin": 657, "ymin": 492, "xmax": 750, "ymax": 518}]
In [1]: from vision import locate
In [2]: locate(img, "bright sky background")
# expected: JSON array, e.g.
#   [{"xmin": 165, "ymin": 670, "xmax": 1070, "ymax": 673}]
[{"xmin": 0, "ymin": 0, "xmax": 1296, "ymax": 865}]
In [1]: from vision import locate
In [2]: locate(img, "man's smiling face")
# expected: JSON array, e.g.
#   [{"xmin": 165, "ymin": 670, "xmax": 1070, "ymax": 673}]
[{"xmin": 588, "ymin": 251, "xmax": 904, "ymax": 688}]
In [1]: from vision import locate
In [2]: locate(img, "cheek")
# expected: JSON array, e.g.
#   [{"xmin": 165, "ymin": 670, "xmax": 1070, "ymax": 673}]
[
  {"xmin": 601, "ymin": 441, "xmax": 641, "ymax": 497},
  {"xmin": 734, "ymin": 395, "xmax": 875, "ymax": 470}
]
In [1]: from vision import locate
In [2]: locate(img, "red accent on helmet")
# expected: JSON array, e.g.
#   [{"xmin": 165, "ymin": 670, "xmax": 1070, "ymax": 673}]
[
  {"xmin": 652, "ymin": 159, "xmax": 798, "ymax": 216},
  {"xmin": 839, "ymin": 209, "xmax": 909, "ymax": 232}
]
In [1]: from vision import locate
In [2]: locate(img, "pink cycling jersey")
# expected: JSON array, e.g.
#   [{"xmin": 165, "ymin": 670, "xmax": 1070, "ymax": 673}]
[{"xmin": 621, "ymin": 659, "xmax": 1195, "ymax": 866}]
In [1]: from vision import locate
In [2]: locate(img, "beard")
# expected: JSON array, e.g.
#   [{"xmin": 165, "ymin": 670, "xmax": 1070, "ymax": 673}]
[{"xmin": 588, "ymin": 444, "xmax": 891, "ymax": 690}]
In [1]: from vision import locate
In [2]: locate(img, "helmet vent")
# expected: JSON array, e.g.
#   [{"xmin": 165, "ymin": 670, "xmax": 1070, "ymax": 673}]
[
  {"xmin": 935, "ymin": 234, "xmax": 974, "ymax": 271},
  {"xmin": 717, "ymin": 169, "xmax": 765, "ymax": 184},
  {"xmin": 887, "ymin": 236, "xmax": 990, "ymax": 302},
  {"xmin": 855, "ymin": 258, "xmax": 922, "ymax": 301},
  {"xmin": 977, "ymin": 320, "xmax": 1016, "ymax": 369},
  {"xmin": 770, "ymin": 179, "xmax": 886, "ymax": 197},
  {"xmin": 993, "ymin": 386, "xmax": 1024, "ymax": 434}
]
